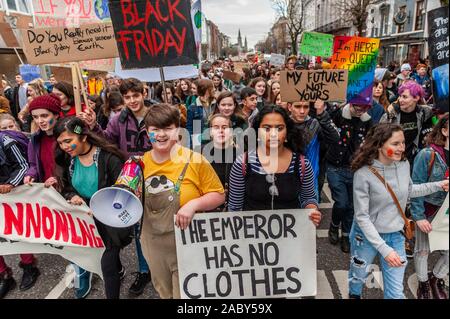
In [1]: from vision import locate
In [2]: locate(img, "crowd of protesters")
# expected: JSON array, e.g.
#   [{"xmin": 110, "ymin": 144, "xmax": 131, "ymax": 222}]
[{"xmin": 0, "ymin": 53, "xmax": 448, "ymax": 300}]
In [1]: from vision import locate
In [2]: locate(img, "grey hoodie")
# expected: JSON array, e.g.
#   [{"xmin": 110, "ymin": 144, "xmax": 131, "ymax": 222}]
[{"xmin": 353, "ymin": 159, "xmax": 442, "ymax": 258}]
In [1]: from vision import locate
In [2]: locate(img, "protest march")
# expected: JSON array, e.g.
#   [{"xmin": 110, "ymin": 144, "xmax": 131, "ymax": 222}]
[{"xmin": 0, "ymin": 0, "xmax": 448, "ymax": 302}]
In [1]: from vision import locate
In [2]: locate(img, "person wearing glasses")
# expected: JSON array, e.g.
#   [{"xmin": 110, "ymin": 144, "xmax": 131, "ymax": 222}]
[{"xmin": 227, "ymin": 105, "xmax": 321, "ymax": 227}]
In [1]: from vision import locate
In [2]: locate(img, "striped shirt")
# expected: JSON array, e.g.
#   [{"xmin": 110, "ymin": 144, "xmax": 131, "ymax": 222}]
[{"xmin": 228, "ymin": 150, "xmax": 318, "ymax": 211}]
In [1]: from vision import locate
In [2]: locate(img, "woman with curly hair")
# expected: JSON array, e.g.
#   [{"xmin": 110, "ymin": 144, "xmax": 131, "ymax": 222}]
[{"xmin": 349, "ymin": 123, "xmax": 448, "ymax": 299}]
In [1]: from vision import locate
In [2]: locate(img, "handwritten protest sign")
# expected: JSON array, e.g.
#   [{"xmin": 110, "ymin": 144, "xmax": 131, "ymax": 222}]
[
  {"xmin": 270, "ymin": 54, "xmax": 286, "ymax": 67},
  {"xmin": 21, "ymin": 23, "xmax": 118, "ymax": 65},
  {"xmin": 109, "ymin": 0, "xmax": 198, "ymax": 69},
  {"xmin": 428, "ymin": 6, "xmax": 449, "ymax": 112},
  {"xmin": 331, "ymin": 36, "xmax": 380, "ymax": 105},
  {"xmin": 32, "ymin": 0, "xmax": 111, "ymax": 28},
  {"xmin": 300, "ymin": 32, "xmax": 334, "ymax": 58},
  {"xmin": 175, "ymin": 209, "xmax": 317, "ymax": 299},
  {"xmin": 429, "ymin": 194, "xmax": 449, "ymax": 252},
  {"xmin": 279, "ymin": 70, "xmax": 348, "ymax": 102},
  {"xmin": 0, "ymin": 184, "xmax": 105, "ymax": 276}
]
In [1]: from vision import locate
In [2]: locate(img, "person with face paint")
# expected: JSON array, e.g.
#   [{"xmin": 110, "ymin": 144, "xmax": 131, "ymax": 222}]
[
  {"xmin": 80, "ymin": 78, "xmax": 152, "ymax": 296},
  {"xmin": 140, "ymin": 103, "xmax": 225, "ymax": 298},
  {"xmin": 0, "ymin": 114, "xmax": 40, "ymax": 298},
  {"xmin": 326, "ymin": 103, "xmax": 373, "ymax": 253},
  {"xmin": 411, "ymin": 114, "xmax": 449, "ymax": 299},
  {"xmin": 54, "ymin": 117, "xmax": 132, "ymax": 299},
  {"xmin": 23, "ymin": 94, "xmax": 61, "ymax": 189},
  {"xmin": 380, "ymin": 80, "xmax": 433, "ymax": 166},
  {"xmin": 227, "ymin": 106, "xmax": 321, "ymax": 228},
  {"xmin": 349, "ymin": 124, "xmax": 448, "ymax": 299}
]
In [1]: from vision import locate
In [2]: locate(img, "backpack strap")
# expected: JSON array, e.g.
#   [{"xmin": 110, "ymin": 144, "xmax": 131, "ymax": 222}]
[{"xmin": 428, "ymin": 150, "xmax": 436, "ymax": 179}]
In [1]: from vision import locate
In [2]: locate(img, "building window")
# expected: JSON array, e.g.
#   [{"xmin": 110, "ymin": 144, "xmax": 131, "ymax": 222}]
[
  {"xmin": 415, "ymin": 0, "xmax": 425, "ymax": 30},
  {"xmin": 6, "ymin": 0, "xmax": 30, "ymax": 13},
  {"xmin": 396, "ymin": 5, "xmax": 407, "ymax": 33},
  {"xmin": 380, "ymin": 5, "xmax": 390, "ymax": 36}
]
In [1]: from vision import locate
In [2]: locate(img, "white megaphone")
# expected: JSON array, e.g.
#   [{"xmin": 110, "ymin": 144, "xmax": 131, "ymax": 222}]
[{"xmin": 90, "ymin": 157, "xmax": 144, "ymax": 228}]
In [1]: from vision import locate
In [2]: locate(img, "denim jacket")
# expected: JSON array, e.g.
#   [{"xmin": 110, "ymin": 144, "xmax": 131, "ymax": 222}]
[{"xmin": 410, "ymin": 145, "xmax": 448, "ymax": 221}]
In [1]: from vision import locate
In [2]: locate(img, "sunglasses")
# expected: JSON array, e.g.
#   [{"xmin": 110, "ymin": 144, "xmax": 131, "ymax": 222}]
[
  {"xmin": 266, "ymin": 174, "xmax": 279, "ymax": 197},
  {"xmin": 150, "ymin": 175, "xmax": 168, "ymax": 188}
]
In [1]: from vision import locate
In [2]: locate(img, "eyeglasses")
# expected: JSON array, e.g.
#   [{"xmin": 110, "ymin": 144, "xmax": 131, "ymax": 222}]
[{"xmin": 266, "ymin": 174, "xmax": 279, "ymax": 196}]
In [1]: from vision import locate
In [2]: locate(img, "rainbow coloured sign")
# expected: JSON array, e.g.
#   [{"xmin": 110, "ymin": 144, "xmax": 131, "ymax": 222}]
[{"xmin": 331, "ymin": 36, "xmax": 380, "ymax": 105}]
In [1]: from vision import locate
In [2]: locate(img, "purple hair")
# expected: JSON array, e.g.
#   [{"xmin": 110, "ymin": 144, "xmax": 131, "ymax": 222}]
[{"xmin": 398, "ymin": 80, "xmax": 425, "ymax": 100}]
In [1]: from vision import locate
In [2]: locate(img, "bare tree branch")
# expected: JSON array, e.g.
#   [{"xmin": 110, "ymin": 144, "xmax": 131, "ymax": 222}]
[
  {"xmin": 271, "ymin": 0, "xmax": 305, "ymax": 55},
  {"xmin": 335, "ymin": 0, "xmax": 378, "ymax": 36}
]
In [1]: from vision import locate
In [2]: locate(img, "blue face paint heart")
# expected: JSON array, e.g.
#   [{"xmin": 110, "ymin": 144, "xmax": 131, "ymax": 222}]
[
  {"xmin": 49, "ymin": 119, "xmax": 54, "ymax": 126},
  {"xmin": 148, "ymin": 132, "xmax": 157, "ymax": 143},
  {"xmin": 70, "ymin": 144, "xmax": 77, "ymax": 150}
]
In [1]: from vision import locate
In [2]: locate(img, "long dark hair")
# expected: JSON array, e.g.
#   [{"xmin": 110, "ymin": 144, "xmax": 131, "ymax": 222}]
[
  {"xmin": 54, "ymin": 117, "xmax": 126, "ymax": 167},
  {"xmin": 54, "ymin": 81, "xmax": 75, "ymax": 106},
  {"xmin": 252, "ymin": 105, "xmax": 305, "ymax": 154},
  {"xmin": 351, "ymin": 123, "xmax": 405, "ymax": 171},
  {"xmin": 426, "ymin": 113, "xmax": 449, "ymax": 147}
]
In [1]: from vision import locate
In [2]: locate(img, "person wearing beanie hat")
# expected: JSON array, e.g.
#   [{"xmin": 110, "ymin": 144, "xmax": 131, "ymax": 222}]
[{"xmin": 24, "ymin": 93, "xmax": 61, "ymax": 190}]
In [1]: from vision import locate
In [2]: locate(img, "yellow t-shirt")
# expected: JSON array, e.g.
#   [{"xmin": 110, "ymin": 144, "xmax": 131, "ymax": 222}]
[{"xmin": 142, "ymin": 146, "xmax": 224, "ymax": 207}]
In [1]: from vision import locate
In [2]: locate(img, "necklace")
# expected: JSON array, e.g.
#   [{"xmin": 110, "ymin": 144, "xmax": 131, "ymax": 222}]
[{"xmin": 79, "ymin": 144, "xmax": 93, "ymax": 157}]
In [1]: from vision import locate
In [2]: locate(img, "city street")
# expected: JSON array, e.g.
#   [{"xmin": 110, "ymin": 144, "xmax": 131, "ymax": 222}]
[{"xmin": 2, "ymin": 184, "xmax": 447, "ymax": 300}]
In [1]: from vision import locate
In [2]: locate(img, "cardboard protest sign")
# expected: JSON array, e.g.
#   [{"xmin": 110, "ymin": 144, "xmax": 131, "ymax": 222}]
[
  {"xmin": 331, "ymin": 36, "xmax": 380, "ymax": 105},
  {"xmin": 175, "ymin": 209, "xmax": 317, "ymax": 299},
  {"xmin": 109, "ymin": 0, "xmax": 198, "ymax": 69},
  {"xmin": 222, "ymin": 70, "xmax": 242, "ymax": 84},
  {"xmin": 300, "ymin": 32, "xmax": 334, "ymax": 58},
  {"xmin": 280, "ymin": 70, "xmax": 348, "ymax": 102},
  {"xmin": 429, "ymin": 194, "xmax": 449, "ymax": 252},
  {"xmin": 32, "ymin": 0, "xmax": 111, "ymax": 28},
  {"xmin": 428, "ymin": 6, "xmax": 449, "ymax": 113},
  {"xmin": 270, "ymin": 53, "xmax": 286, "ymax": 67},
  {"xmin": 21, "ymin": 23, "xmax": 119, "ymax": 65},
  {"xmin": 0, "ymin": 184, "xmax": 105, "ymax": 276}
]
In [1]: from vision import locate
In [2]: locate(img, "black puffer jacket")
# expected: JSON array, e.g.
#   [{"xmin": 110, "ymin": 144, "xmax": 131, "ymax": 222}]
[
  {"xmin": 59, "ymin": 148, "xmax": 132, "ymax": 249},
  {"xmin": 325, "ymin": 104, "xmax": 373, "ymax": 168}
]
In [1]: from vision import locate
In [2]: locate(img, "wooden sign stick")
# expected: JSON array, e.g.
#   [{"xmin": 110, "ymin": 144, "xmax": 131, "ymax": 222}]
[
  {"xmin": 75, "ymin": 63, "xmax": 89, "ymax": 109},
  {"xmin": 71, "ymin": 63, "xmax": 82, "ymax": 115}
]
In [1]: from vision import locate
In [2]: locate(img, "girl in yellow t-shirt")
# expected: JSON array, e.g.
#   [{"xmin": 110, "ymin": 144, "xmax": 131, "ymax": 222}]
[{"xmin": 140, "ymin": 103, "xmax": 224, "ymax": 299}]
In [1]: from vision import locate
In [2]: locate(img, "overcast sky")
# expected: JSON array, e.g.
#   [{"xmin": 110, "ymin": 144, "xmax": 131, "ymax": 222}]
[{"xmin": 202, "ymin": 0, "xmax": 276, "ymax": 49}]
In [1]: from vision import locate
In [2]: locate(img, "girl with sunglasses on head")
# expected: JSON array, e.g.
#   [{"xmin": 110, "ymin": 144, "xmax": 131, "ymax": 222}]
[
  {"xmin": 227, "ymin": 105, "xmax": 321, "ymax": 227},
  {"xmin": 54, "ymin": 117, "xmax": 132, "ymax": 299}
]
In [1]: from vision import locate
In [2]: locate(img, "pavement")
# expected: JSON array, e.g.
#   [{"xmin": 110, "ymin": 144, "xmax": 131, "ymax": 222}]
[{"xmin": 2, "ymin": 184, "xmax": 448, "ymax": 299}]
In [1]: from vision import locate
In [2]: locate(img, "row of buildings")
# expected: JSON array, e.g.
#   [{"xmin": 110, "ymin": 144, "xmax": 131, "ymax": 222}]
[
  {"xmin": 257, "ymin": 0, "xmax": 446, "ymax": 68},
  {"xmin": 0, "ymin": 0, "xmax": 235, "ymax": 81}
]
